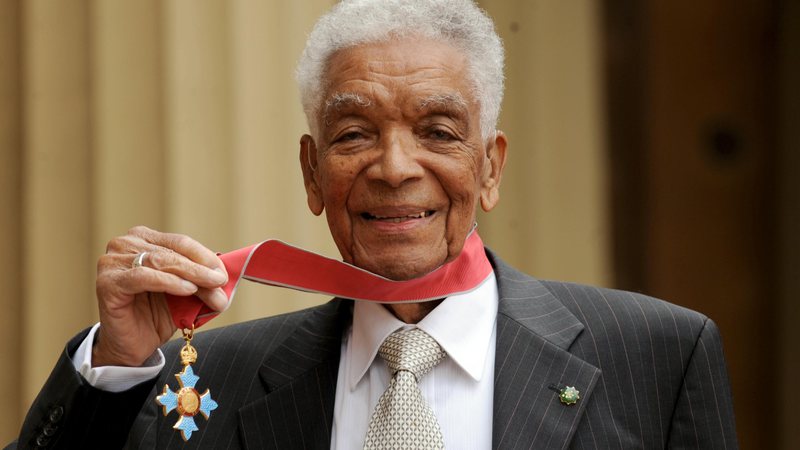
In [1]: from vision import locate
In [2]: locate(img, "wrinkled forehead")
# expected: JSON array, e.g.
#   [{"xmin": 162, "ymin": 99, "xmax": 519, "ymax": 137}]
[{"xmin": 317, "ymin": 37, "xmax": 478, "ymax": 120}]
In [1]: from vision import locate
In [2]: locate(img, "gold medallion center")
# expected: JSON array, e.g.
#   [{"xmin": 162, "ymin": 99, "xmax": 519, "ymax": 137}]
[{"xmin": 176, "ymin": 387, "xmax": 201, "ymax": 416}]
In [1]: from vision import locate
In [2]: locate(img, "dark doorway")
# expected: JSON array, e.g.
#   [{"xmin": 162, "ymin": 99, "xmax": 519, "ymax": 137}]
[{"xmin": 602, "ymin": 1, "xmax": 780, "ymax": 448}]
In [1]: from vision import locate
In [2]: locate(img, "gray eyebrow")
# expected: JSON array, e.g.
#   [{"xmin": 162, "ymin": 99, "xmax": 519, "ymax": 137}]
[
  {"xmin": 323, "ymin": 92, "xmax": 372, "ymax": 125},
  {"xmin": 417, "ymin": 93, "xmax": 469, "ymax": 112},
  {"xmin": 321, "ymin": 91, "xmax": 469, "ymax": 126}
]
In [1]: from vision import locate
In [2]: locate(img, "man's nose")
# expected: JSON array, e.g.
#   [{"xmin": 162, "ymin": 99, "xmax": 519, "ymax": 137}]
[{"xmin": 366, "ymin": 131, "xmax": 425, "ymax": 187}]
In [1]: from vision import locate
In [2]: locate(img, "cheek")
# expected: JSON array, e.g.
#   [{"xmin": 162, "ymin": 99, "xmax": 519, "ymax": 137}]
[
  {"xmin": 320, "ymin": 177, "xmax": 348, "ymax": 208},
  {"xmin": 438, "ymin": 158, "xmax": 483, "ymax": 209},
  {"xmin": 319, "ymin": 157, "xmax": 360, "ymax": 201},
  {"xmin": 318, "ymin": 155, "xmax": 372, "ymax": 228}
]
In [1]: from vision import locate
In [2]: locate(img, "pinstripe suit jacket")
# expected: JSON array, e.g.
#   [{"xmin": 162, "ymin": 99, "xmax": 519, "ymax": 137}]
[{"xmin": 14, "ymin": 250, "xmax": 737, "ymax": 449}]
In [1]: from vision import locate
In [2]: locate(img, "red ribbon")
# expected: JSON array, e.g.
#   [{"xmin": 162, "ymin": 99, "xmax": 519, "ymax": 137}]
[{"xmin": 166, "ymin": 231, "xmax": 492, "ymax": 329}]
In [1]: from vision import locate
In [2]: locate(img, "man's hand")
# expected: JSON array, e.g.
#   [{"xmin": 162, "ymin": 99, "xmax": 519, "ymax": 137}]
[{"xmin": 92, "ymin": 226, "xmax": 229, "ymax": 368}]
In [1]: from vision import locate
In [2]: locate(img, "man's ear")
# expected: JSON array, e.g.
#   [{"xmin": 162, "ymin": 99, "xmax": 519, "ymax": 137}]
[
  {"xmin": 479, "ymin": 130, "xmax": 508, "ymax": 212},
  {"xmin": 300, "ymin": 134, "xmax": 325, "ymax": 215}
]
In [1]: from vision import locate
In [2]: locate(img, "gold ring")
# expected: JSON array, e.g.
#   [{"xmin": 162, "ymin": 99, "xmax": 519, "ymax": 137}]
[{"xmin": 132, "ymin": 252, "xmax": 148, "ymax": 269}]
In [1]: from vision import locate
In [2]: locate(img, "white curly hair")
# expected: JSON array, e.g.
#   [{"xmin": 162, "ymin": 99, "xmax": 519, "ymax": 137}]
[{"xmin": 296, "ymin": 0, "xmax": 505, "ymax": 141}]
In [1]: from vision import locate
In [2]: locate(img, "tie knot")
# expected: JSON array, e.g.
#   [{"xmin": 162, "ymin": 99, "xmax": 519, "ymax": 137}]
[{"xmin": 378, "ymin": 328, "xmax": 445, "ymax": 378}]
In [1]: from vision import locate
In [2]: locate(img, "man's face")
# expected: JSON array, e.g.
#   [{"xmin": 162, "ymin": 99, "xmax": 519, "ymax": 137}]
[{"xmin": 300, "ymin": 37, "xmax": 507, "ymax": 280}]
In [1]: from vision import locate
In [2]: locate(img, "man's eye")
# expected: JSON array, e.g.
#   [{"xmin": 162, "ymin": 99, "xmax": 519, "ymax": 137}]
[
  {"xmin": 335, "ymin": 131, "xmax": 364, "ymax": 142},
  {"xmin": 429, "ymin": 129, "xmax": 456, "ymax": 141}
]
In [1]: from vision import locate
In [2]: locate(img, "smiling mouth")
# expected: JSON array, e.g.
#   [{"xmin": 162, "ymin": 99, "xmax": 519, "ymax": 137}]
[{"xmin": 361, "ymin": 211, "xmax": 435, "ymax": 223}]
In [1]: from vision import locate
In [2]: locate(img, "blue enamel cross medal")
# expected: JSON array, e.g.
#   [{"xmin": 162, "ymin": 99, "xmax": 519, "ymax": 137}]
[{"xmin": 155, "ymin": 326, "xmax": 219, "ymax": 441}]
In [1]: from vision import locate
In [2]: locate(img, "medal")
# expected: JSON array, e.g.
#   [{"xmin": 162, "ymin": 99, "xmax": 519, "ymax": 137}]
[{"xmin": 155, "ymin": 326, "xmax": 219, "ymax": 441}]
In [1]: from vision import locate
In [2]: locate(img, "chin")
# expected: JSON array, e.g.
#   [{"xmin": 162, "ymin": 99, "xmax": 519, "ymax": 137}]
[{"xmin": 363, "ymin": 253, "xmax": 445, "ymax": 281}]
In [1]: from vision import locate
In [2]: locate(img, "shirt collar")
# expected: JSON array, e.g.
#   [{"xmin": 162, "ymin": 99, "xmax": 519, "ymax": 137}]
[{"xmin": 348, "ymin": 272, "xmax": 498, "ymax": 389}]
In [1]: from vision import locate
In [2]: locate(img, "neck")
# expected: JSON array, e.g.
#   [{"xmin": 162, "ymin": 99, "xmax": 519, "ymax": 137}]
[{"xmin": 386, "ymin": 300, "xmax": 444, "ymax": 324}]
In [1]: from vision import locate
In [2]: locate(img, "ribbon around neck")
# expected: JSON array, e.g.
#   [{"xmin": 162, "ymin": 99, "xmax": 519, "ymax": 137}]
[{"xmin": 165, "ymin": 230, "xmax": 492, "ymax": 329}]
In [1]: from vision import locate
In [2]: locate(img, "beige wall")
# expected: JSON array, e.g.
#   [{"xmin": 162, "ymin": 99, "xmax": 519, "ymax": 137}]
[{"xmin": 0, "ymin": 0, "xmax": 609, "ymax": 441}]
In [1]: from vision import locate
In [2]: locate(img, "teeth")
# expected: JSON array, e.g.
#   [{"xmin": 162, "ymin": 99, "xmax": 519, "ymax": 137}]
[{"xmin": 370, "ymin": 211, "xmax": 431, "ymax": 220}]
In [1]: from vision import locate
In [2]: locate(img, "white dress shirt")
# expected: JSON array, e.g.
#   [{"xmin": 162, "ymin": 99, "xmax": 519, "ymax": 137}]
[
  {"xmin": 331, "ymin": 273, "xmax": 498, "ymax": 450},
  {"xmin": 73, "ymin": 273, "xmax": 498, "ymax": 449},
  {"xmin": 73, "ymin": 323, "xmax": 165, "ymax": 392}
]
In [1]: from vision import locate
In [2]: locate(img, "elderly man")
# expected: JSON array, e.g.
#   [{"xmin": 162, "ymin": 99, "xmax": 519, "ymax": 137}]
[{"xmin": 13, "ymin": 0, "xmax": 737, "ymax": 449}]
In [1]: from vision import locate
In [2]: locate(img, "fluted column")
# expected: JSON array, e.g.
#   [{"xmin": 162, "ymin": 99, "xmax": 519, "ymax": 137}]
[
  {"xmin": 478, "ymin": 0, "xmax": 611, "ymax": 286},
  {"xmin": 21, "ymin": 0, "xmax": 95, "ymax": 408},
  {"xmin": 91, "ymin": 1, "xmax": 166, "ymax": 247},
  {"xmin": 223, "ymin": 0, "xmax": 338, "ymax": 324},
  {"xmin": 0, "ymin": 0, "xmax": 24, "ymax": 439}
]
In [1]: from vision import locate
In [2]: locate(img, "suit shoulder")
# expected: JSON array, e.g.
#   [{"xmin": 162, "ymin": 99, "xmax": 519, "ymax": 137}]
[
  {"xmin": 540, "ymin": 279, "xmax": 711, "ymax": 344},
  {"xmin": 541, "ymin": 280, "xmax": 707, "ymax": 321},
  {"xmin": 487, "ymin": 250, "xmax": 715, "ymax": 345},
  {"xmin": 489, "ymin": 249, "xmax": 713, "ymax": 342}
]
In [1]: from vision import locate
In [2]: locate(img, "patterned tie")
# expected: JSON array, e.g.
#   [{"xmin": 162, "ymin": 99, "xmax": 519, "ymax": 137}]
[{"xmin": 364, "ymin": 328, "xmax": 447, "ymax": 450}]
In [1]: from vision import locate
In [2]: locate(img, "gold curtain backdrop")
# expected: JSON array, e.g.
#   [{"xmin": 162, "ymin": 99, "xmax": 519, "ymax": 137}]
[{"xmin": 0, "ymin": 0, "xmax": 609, "ymax": 441}]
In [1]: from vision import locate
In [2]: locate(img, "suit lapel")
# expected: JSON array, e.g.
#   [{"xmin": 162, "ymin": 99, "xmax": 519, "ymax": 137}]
[
  {"xmin": 235, "ymin": 250, "xmax": 601, "ymax": 449},
  {"xmin": 237, "ymin": 299, "xmax": 351, "ymax": 450},
  {"xmin": 490, "ymin": 252, "xmax": 601, "ymax": 450}
]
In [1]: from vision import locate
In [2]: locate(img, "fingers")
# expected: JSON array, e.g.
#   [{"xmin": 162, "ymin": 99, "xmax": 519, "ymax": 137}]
[
  {"xmin": 137, "ymin": 248, "xmax": 227, "ymax": 289},
  {"xmin": 99, "ymin": 227, "xmax": 232, "ymax": 313},
  {"xmin": 133, "ymin": 251, "xmax": 229, "ymax": 311},
  {"xmin": 194, "ymin": 287, "xmax": 230, "ymax": 312},
  {"xmin": 105, "ymin": 226, "xmax": 228, "ymax": 287},
  {"xmin": 112, "ymin": 267, "xmax": 229, "ymax": 312},
  {"xmin": 130, "ymin": 226, "xmax": 225, "ymax": 273},
  {"xmin": 114, "ymin": 266, "xmax": 198, "ymax": 297}
]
